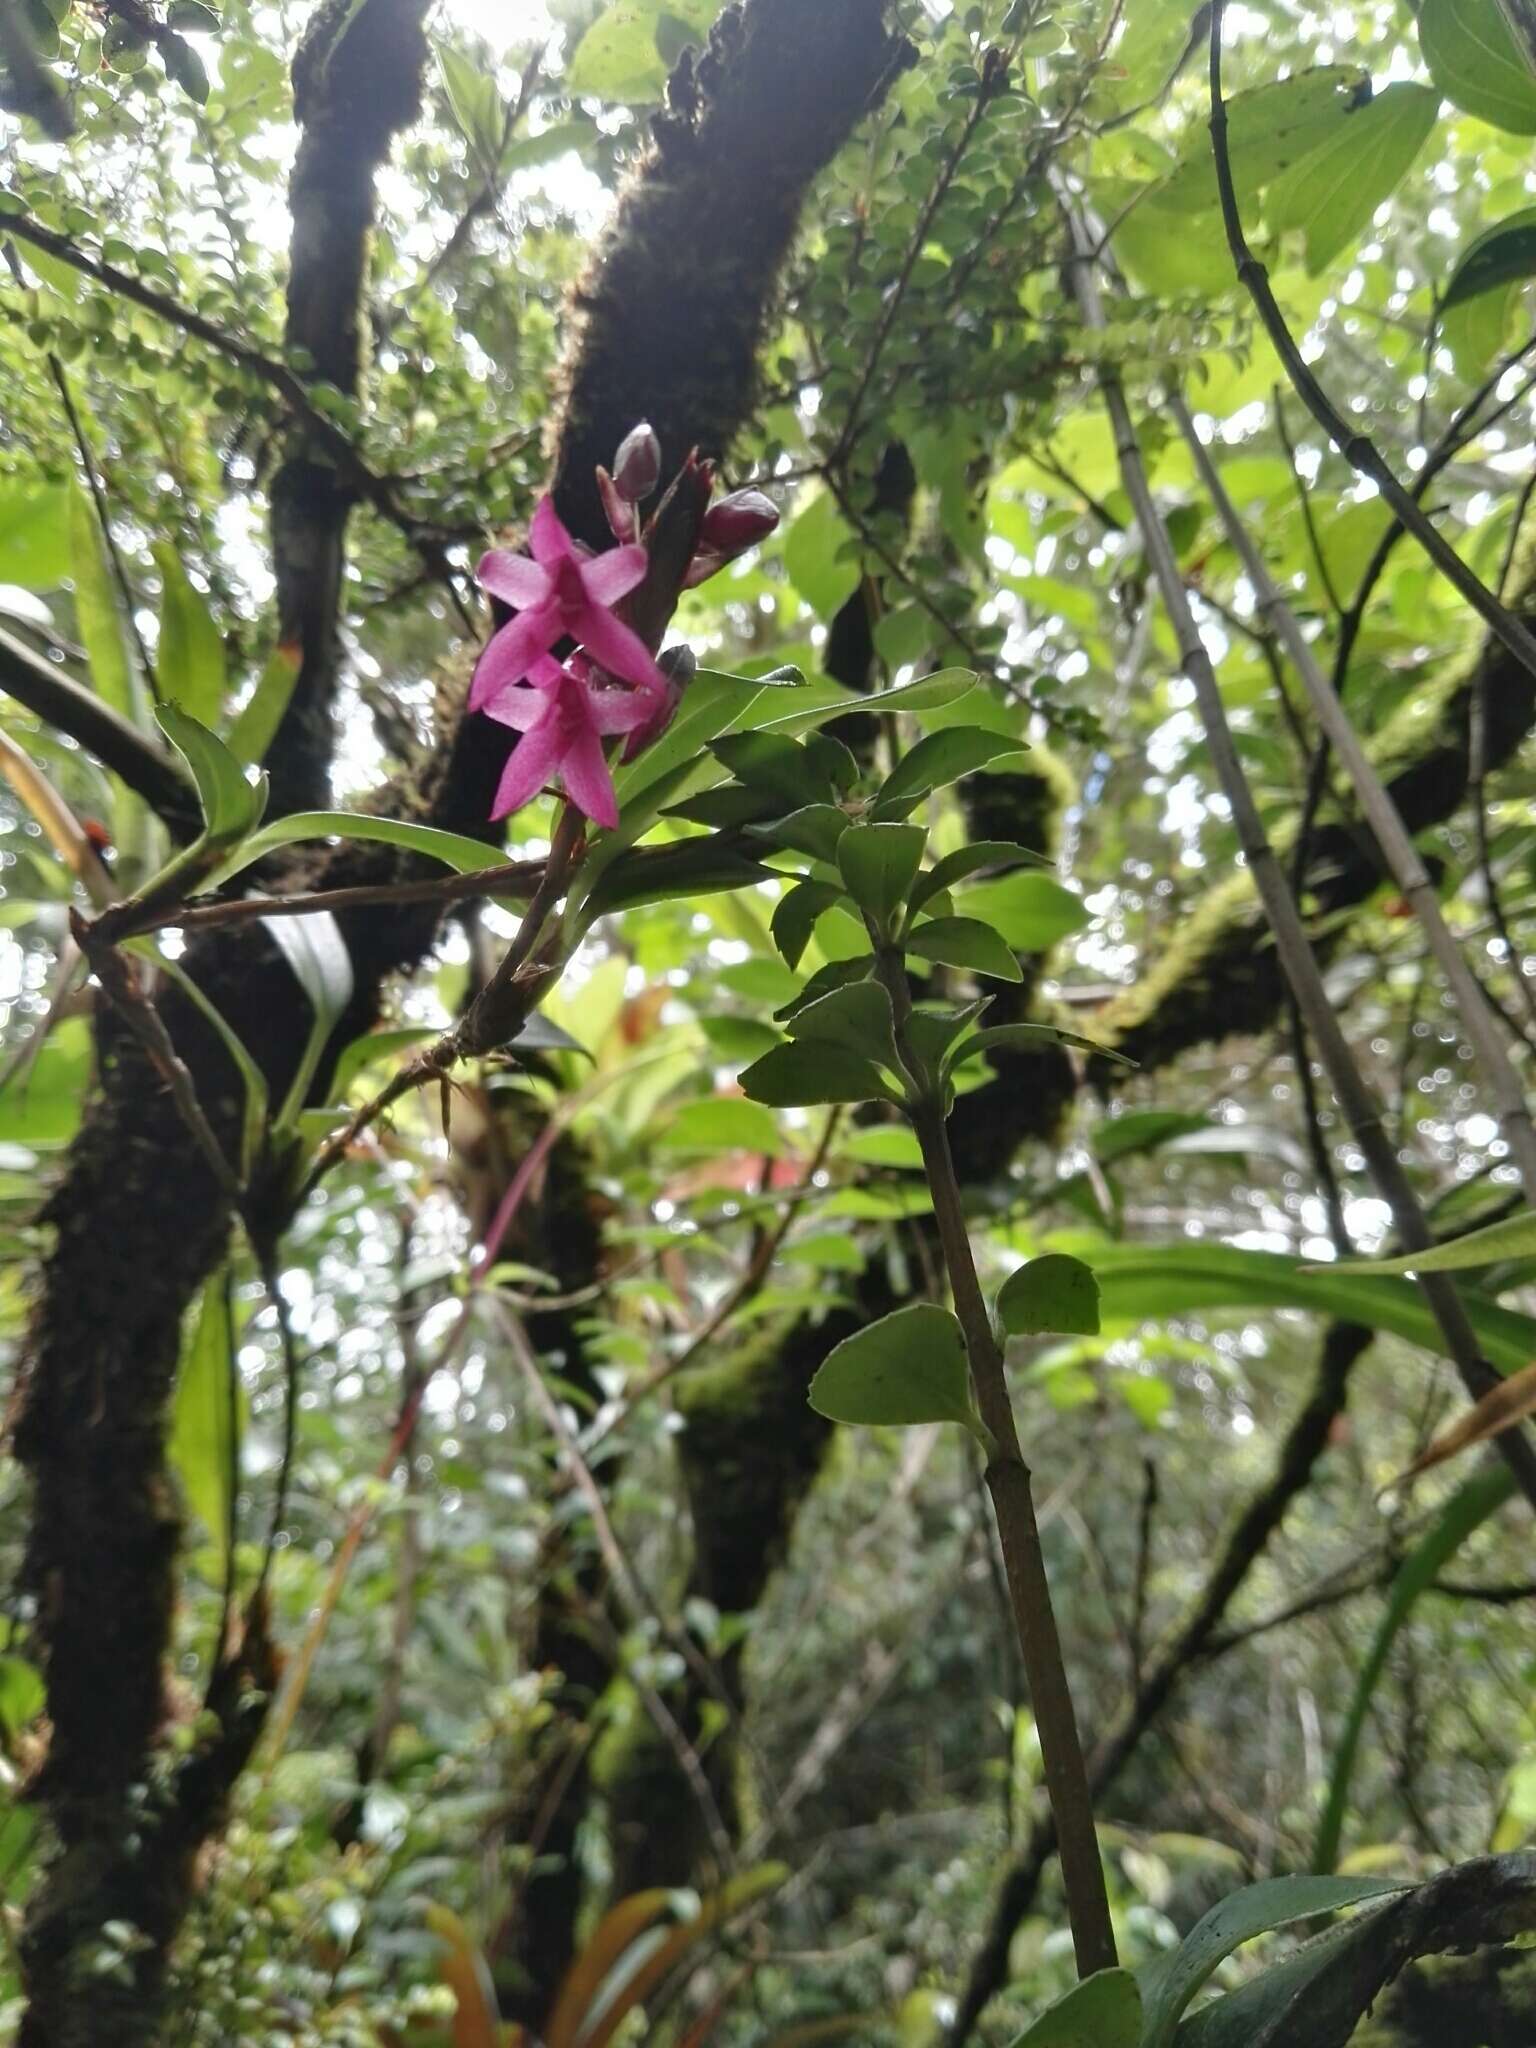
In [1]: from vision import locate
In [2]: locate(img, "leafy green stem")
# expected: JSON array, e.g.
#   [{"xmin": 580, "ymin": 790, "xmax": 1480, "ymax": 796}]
[{"xmin": 871, "ymin": 939, "xmax": 1118, "ymax": 1981}]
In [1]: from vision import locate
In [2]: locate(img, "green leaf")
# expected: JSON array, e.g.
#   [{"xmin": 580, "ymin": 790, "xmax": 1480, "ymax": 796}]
[
  {"xmin": 331, "ymin": 1024, "xmax": 438, "ymax": 1099},
  {"xmin": 710, "ymin": 731, "xmax": 824, "ymax": 807},
  {"xmin": 874, "ymin": 727, "xmax": 1030, "ymax": 814},
  {"xmin": 225, "ymin": 642, "xmax": 301, "ymax": 766},
  {"xmin": 136, "ymin": 942, "xmax": 268, "ymax": 1175},
  {"xmin": 1139, "ymin": 1875, "xmax": 1409, "ymax": 2048},
  {"xmin": 1155, "ymin": 67, "xmax": 1371, "ymax": 215},
  {"xmin": 582, "ymin": 844, "xmax": 773, "ymax": 921},
  {"xmin": 1264, "ymin": 83, "xmax": 1439, "ymax": 273},
  {"xmin": 0, "ymin": 1655, "xmax": 44, "ymax": 1739},
  {"xmin": 1006, "ymin": 1969, "xmax": 1142, "ymax": 2048},
  {"xmin": 1419, "ymin": 0, "xmax": 1536, "ymax": 132},
  {"xmin": 170, "ymin": 1271, "xmax": 240, "ymax": 1566},
  {"xmin": 160, "ymin": 30, "xmax": 210, "ymax": 101},
  {"xmin": 436, "ymin": 35, "xmax": 507, "ymax": 167},
  {"xmin": 1441, "ymin": 205, "xmax": 1536, "ymax": 316},
  {"xmin": 663, "ymin": 1096, "xmax": 786, "ymax": 1156},
  {"xmin": 1313, "ymin": 1464, "xmax": 1515, "ymax": 1872},
  {"xmin": 166, "ymin": 1, "xmax": 220, "ymax": 28},
  {"xmin": 199, "ymin": 808, "xmax": 496, "ymax": 890},
  {"xmin": 0, "ymin": 480, "xmax": 70, "ymax": 587},
  {"xmin": 740, "ymin": 1040, "xmax": 899, "ymax": 1108},
  {"xmin": 948, "ymin": 1022, "xmax": 1134, "ymax": 1072},
  {"xmin": 785, "ymin": 979, "xmax": 901, "ymax": 1075},
  {"xmin": 0, "ymin": 1016, "xmax": 90, "ymax": 1146},
  {"xmin": 69, "ymin": 482, "xmax": 135, "ymax": 720},
  {"xmin": 910, "ymin": 840, "xmax": 1053, "ymax": 914},
  {"xmin": 263, "ymin": 910, "xmax": 354, "ymax": 1132},
  {"xmin": 997, "ymin": 1253, "xmax": 1100, "ymax": 1337},
  {"xmin": 772, "ymin": 878, "xmax": 843, "ymax": 970},
  {"xmin": 157, "ymin": 702, "xmax": 267, "ymax": 843},
  {"xmin": 905, "ymin": 915, "xmax": 1023, "ymax": 984},
  {"xmin": 954, "ymin": 873, "xmax": 1086, "ymax": 951},
  {"xmin": 1075, "ymin": 1241, "xmax": 1536, "ymax": 1373},
  {"xmin": 152, "ymin": 545, "xmax": 225, "ymax": 725},
  {"xmin": 759, "ymin": 803, "xmax": 852, "ymax": 864},
  {"xmin": 836, "ymin": 824, "xmax": 926, "ymax": 931},
  {"xmin": 566, "ymin": 0, "xmax": 666, "ymax": 100},
  {"xmin": 782, "ymin": 488, "xmax": 861, "ymax": 619},
  {"xmin": 1314, "ymin": 1206, "xmax": 1536, "ymax": 1276},
  {"xmin": 809, "ymin": 1301, "xmax": 981, "ymax": 1434}
]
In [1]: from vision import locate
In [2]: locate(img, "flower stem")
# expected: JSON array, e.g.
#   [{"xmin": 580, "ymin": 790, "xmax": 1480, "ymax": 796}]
[{"xmin": 874, "ymin": 943, "xmax": 1117, "ymax": 1979}]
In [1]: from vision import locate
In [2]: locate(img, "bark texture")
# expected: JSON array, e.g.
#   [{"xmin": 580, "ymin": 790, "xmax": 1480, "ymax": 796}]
[{"xmin": 13, "ymin": 2, "xmax": 909, "ymax": 2037}]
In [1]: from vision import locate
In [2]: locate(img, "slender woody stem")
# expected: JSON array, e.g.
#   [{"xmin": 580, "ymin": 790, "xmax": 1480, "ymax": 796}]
[{"xmin": 873, "ymin": 942, "xmax": 1117, "ymax": 1980}]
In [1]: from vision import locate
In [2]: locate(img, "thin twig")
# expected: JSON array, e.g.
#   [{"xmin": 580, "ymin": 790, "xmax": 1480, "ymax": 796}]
[
  {"xmin": 1206, "ymin": 3, "xmax": 1536, "ymax": 685},
  {"xmin": 1172, "ymin": 391, "xmax": 1536, "ymax": 1198},
  {"xmin": 1060, "ymin": 195, "xmax": 1536, "ymax": 1518}
]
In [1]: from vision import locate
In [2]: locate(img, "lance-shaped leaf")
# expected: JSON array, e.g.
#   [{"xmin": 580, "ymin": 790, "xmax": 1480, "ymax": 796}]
[
  {"xmin": 1139, "ymin": 1873, "xmax": 1409, "ymax": 2048},
  {"xmin": 785, "ymin": 977, "xmax": 902, "ymax": 1075},
  {"xmin": 157, "ymin": 701, "xmax": 267, "ymax": 843},
  {"xmin": 740, "ymin": 1037, "xmax": 901, "ymax": 1108},
  {"xmin": 910, "ymin": 839, "xmax": 1054, "ymax": 916},
  {"xmin": 772, "ymin": 878, "xmax": 843, "ymax": 969},
  {"xmin": 1313, "ymin": 1464, "xmax": 1516, "ymax": 1872},
  {"xmin": 1307, "ymin": 1206, "xmax": 1536, "ymax": 1276},
  {"xmin": 873, "ymin": 726, "xmax": 1030, "ymax": 816}
]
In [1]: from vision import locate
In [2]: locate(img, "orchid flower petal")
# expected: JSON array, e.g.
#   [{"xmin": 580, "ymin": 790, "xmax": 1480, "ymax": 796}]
[
  {"xmin": 469, "ymin": 604, "xmax": 560, "ymax": 710},
  {"xmin": 529, "ymin": 494, "xmax": 573, "ymax": 566},
  {"xmin": 587, "ymin": 687, "xmax": 653, "ymax": 736},
  {"xmin": 574, "ymin": 603, "xmax": 671, "ymax": 697},
  {"xmin": 482, "ymin": 686, "xmax": 551, "ymax": 734},
  {"xmin": 558, "ymin": 715, "xmax": 621, "ymax": 830},
  {"xmin": 490, "ymin": 715, "xmax": 566, "ymax": 820},
  {"xmin": 581, "ymin": 544, "xmax": 648, "ymax": 607},
  {"xmin": 476, "ymin": 549, "xmax": 549, "ymax": 610}
]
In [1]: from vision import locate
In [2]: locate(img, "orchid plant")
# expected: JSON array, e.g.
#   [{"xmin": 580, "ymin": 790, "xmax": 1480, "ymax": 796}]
[{"xmin": 471, "ymin": 426, "xmax": 780, "ymax": 831}]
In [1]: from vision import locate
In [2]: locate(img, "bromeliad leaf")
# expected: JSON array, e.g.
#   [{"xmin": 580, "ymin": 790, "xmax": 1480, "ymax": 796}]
[
  {"xmin": 997, "ymin": 1253, "xmax": 1100, "ymax": 1337},
  {"xmin": 809, "ymin": 1301, "xmax": 984, "ymax": 1436}
]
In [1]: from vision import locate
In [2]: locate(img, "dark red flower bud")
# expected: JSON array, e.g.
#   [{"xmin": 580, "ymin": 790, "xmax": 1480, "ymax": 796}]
[
  {"xmin": 612, "ymin": 421, "xmax": 662, "ymax": 503},
  {"xmin": 698, "ymin": 487, "xmax": 779, "ymax": 553},
  {"xmin": 596, "ymin": 465, "xmax": 636, "ymax": 543}
]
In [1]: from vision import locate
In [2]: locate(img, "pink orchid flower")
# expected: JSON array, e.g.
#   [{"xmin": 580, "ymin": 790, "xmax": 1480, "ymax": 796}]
[
  {"xmin": 471, "ymin": 496, "xmax": 669, "ymax": 713},
  {"xmin": 484, "ymin": 655, "xmax": 650, "ymax": 831}
]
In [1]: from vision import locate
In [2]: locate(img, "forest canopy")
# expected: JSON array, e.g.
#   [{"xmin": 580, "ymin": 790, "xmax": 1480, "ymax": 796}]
[{"xmin": 2, "ymin": 0, "xmax": 1536, "ymax": 2043}]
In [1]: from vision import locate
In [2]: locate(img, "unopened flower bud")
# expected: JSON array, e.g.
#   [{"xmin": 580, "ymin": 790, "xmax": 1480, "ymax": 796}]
[
  {"xmin": 612, "ymin": 421, "xmax": 662, "ymax": 502},
  {"xmin": 699, "ymin": 487, "xmax": 778, "ymax": 553},
  {"xmin": 596, "ymin": 465, "xmax": 635, "ymax": 543}
]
